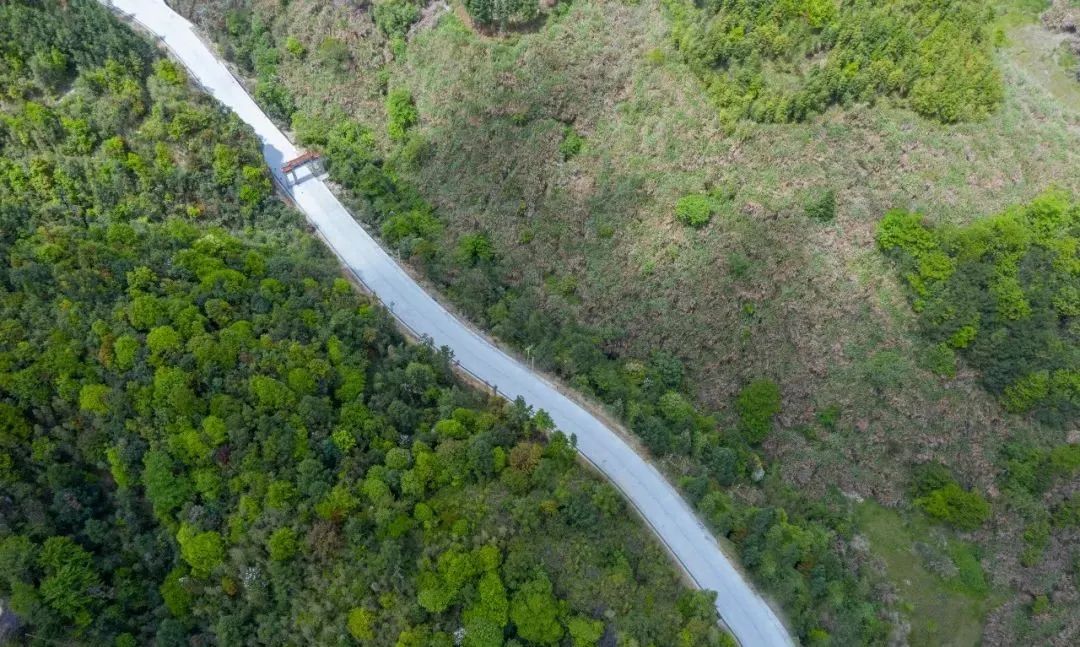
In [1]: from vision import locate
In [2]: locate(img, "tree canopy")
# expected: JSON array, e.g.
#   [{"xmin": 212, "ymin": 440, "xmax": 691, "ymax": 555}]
[{"xmin": 878, "ymin": 191, "xmax": 1079, "ymax": 424}]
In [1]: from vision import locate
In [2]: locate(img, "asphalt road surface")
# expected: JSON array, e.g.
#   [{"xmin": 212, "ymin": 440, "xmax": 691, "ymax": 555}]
[{"xmin": 102, "ymin": 2, "xmax": 795, "ymax": 644}]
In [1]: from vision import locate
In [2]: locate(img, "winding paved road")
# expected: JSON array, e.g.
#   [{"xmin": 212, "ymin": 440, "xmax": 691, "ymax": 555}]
[{"xmin": 103, "ymin": 2, "xmax": 794, "ymax": 644}]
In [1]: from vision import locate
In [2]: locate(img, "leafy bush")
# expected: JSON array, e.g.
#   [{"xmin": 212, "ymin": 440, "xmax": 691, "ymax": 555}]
[
  {"xmin": 510, "ymin": 576, "xmax": 563, "ymax": 644},
  {"xmin": 804, "ymin": 188, "xmax": 836, "ymax": 222},
  {"xmin": 948, "ymin": 542, "xmax": 988, "ymax": 595},
  {"xmin": 1031, "ymin": 594, "xmax": 1050, "ymax": 616},
  {"xmin": 176, "ymin": 525, "xmax": 225, "ymax": 578},
  {"xmin": 373, "ymin": 0, "xmax": 421, "ymax": 39},
  {"xmin": 675, "ymin": 193, "xmax": 714, "ymax": 227},
  {"xmin": 284, "ymin": 35, "xmax": 305, "ymax": 57},
  {"xmin": 267, "ymin": 527, "xmax": 299, "ymax": 561},
  {"xmin": 1054, "ymin": 494, "xmax": 1080, "ymax": 528},
  {"xmin": 997, "ymin": 443, "xmax": 1053, "ymax": 497},
  {"xmin": 736, "ymin": 379, "xmax": 781, "ymax": 443},
  {"xmin": 910, "ymin": 462, "xmax": 956, "ymax": 498},
  {"xmin": 912, "ymin": 463, "xmax": 991, "ymax": 530},
  {"xmin": 1050, "ymin": 444, "xmax": 1080, "ymax": 475},
  {"xmin": 386, "ymin": 87, "xmax": 418, "ymax": 141},
  {"xmin": 346, "ymin": 607, "xmax": 375, "ymax": 641},
  {"xmin": 921, "ymin": 343, "xmax": 957, "ymax": 378},
  {"xmin": 560, "ymin": 127, "xmax": 585, "ymax": 160},
  {"xmin": 667, "ymin": 0, "xmax": 1003, "ymax": 124},
  {"xmin": 877, "ymin": 192, "xmax": 1079, "ymax": 423},
  {"xmin": 456, "ymin": 232, "xmax": 496, "ymax": 266},
  {"xmin": 465, "ymin": 0, "xmax": 539, "ymax": 27},
  {"xmin": 254, "ymin": 76, "xmax": 294, "ymax": 121},
  {"xmin": 317, "ymin": 36, "xmax": 350, "ymax": 72},
  {"xmin": 916, "ymin": 483, "xmax": 991, "ymax": 531}
]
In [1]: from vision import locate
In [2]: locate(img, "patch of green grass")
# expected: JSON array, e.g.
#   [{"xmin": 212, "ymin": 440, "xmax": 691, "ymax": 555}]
[
  {"xmin": 1004, "ymin": 22, "xmax": 1080, "ymax": 112},
  {"xmin": 857, "ymin": 503, "xmax": 1001, "ymax": 647}
]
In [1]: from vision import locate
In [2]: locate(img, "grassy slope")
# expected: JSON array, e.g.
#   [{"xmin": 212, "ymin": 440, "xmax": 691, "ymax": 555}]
[
  {"xmin": 857, "ymin": 503, "xmax": 1004, "ymax": 647},
  {"xmin": 177, "ymin": 0, "xmax": 1080, "ymax": 643},
  {"xmin": 392, "ymin": 0, "xmax": 1078, "ymax": 513}
]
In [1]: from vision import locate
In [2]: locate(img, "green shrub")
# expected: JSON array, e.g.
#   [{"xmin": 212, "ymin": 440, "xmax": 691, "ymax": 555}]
[
  {"xmin": 567, "ymin": 616, "xmax": 604, "ymax": 647},
  {"xmin": 1053, "ymin": 493, "xmax": 1080, "ymax": 528},
  {"xmin": 922, "ymin": 343, "xmax": 957, "ymax": 378},
  {"xmin": 78, "ymin": 384, "xmax": 110, "ymax": 414},
  {"xmin": 1049, "ymin": 444, "xmax": 1080, "ymax": 476},
  {"xmin": 159, "ymin": 568, "xmax": 193, "ymax": 617},
  {"xmin": 1002, "ymin": 371, "xmax": 1050, "ymax": 413},
  {"xmin": 346, "ymin": 607, "xmax": 375, "ymax": 641},
  {"xmin": 727, "ymin": 252, "xmax": 752, "ymax": 279},
  {"xmin": 804, "ymin": 188, "xmax": 836, "ymax": 222},
  {"xmin": 254, "ymin": 76, "xmax": 295, "ymax": 121},
  {"xmin": 1022, "ymin": 515, "xmax": 1050, "ymax": 560},
  {"xmin": 947, "ymin": 542, "xmax": 988, "ymax": 595},
  {"xmin": 736, "ymin": 379, "xmax": 781, "ymax": 444},
  {"xmin": 916, "ymin": 483, "xmax": 991, "ymax": 531},
  {"xmin": 560, "ymin": 127, "xmax": 585, "ymax": 160},
  {"xmin": 176, "ymin": 525, "xmax": 225, "ymax": 578},
  {"xmin": 386, "ymin": 88, "xmax": 418, "ymax": 141},
  {"xmin": 876, "ymin": 210, "xmax": 937, "ymax": 258},
  {"xmin": 374, "ymin": 0, "xmax": 421, "ymax": 39},
  {"xmin": 465, "ymin": 0, "xmax": 538, "ymax": 27},
  {"xmin": 284, "ymin": 36, "xmax": 305, "ymax": 57},
  {"xmin": 814, "ymin": 405, "xmax": 840, "ymax": 430},
  {"xmin": 455, "ymin": 232, "xmax": 496, "ymax": 266},
  {"xmin": 675, "ymin": 193, "xmax": 713, "ymax": 228},
  {"xmin": 267, "ymin": 527, "xmax": 298, "ymax": 561},
  {"xmin": 997, "ymin": 443, "xmax": 1053, "ymax": 497},
  {"xmin": 317, "ymin": 37, "xmax": 350, "ymax": 72},
  {"xmin": 382, "ymin": 209, "xmax": 441, "ymax": 245},
  {"xmin": 910, "ymin": 462, "xmax": 956, "ymax": 499},
  {"xmin": 1019, "ymin": 544, "xmax": 1044, "ymax": 568}
]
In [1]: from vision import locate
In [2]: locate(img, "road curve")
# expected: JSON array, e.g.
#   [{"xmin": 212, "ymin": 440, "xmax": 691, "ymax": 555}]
[{"xmin": 102, "ymin": 2, "xmax": 794, "ymax": 644}]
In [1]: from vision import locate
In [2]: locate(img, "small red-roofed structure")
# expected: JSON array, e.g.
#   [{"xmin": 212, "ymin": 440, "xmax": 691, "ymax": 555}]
[{"xmin": 281, "ymin": 151, "xmax": 321, "ymax": 178}]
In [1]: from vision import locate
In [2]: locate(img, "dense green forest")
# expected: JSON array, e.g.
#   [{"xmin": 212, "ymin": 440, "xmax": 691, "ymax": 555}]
[
  {"xmin": 0, "ymin": 2, "xmax": 734, "ymax": 645},
  {"xmin": 666, "ymin": 0, "xmax": 1004, "ymax": 124}
]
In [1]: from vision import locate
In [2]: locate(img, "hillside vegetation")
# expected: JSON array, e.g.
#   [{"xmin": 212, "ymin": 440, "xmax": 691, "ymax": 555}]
[
  {"xmin": 181, "ymin": 0, "xmax": 1080, "ymax": 639},
  {"xmin": 176, "ymin": 0, "xmax": 1080, "ymax": 643},
  {"xmin": 878, "ymin": 192, "xmax": 1078, "ymax": 423},
  {"xmin": 0, "ymin": 2, "xmax": 732, "ymax": 645},
  {"xmin": 667, "ymin": 0, "xmax": 1004, "ymax": 124}
]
